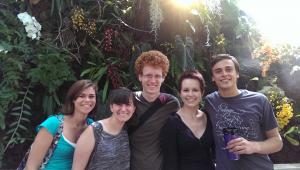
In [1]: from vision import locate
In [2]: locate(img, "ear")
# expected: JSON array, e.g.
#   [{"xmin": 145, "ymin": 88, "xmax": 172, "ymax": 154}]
[
  {"xmin": 109, "ymin": 104, "xmax": 113, "ymax": 112},
  {"xmin": 138, "ymin": 74, "xmax": 142, "ymax": 82},
  {"xmin": 161, "ymin": 76, "xmax": 165, "ymax": 83},
  {"xmin": 237, "ymin": 73, "xmax": 239, "ymax": 79}
]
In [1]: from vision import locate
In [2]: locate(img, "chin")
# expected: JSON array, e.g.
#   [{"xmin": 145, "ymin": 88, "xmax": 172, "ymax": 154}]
[
  {"xmin": 117, "ymin": 116, "xmax": 130, "ymax": 121},
  {"xmin": 118, "ymin": 119, "xmax": 128, "ymax": 123}
]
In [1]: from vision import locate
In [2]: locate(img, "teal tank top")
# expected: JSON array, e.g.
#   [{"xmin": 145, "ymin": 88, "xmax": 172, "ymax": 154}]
[{"xmin": 36, "ymin": 115, "xmax": 93, "ymax": 170}]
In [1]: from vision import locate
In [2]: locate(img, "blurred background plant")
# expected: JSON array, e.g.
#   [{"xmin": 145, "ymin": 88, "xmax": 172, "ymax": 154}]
[
  {"xmin": 260, "ymin": 84, "xmax": 300, "ymax": 146},
  {"xmin": 253, "ymin": 40, "xmax": 300, "ymax": 162}
]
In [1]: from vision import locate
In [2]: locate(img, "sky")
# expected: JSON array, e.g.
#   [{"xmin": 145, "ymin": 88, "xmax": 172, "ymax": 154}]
[{"xmin": 238, "ymin": 0, "xmax": 300, "ymax": 46}]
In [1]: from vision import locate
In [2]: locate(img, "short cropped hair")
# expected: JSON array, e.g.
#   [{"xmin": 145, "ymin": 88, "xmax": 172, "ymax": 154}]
[
  {"xmin": 108, "ymin": 87, "xmax": 135, "ymax": 106},
  {"xmin": 178, "ymin": 69, "xmax": 206, "ymax": 94},
  {"xmin": 135, "ymin": 50, "xmax": 170, "ymax": 77},
  {"xmin": 61, "ymin": 79, "xmax": 98, "ymax": 115},
  {"xmin": 210, "ymin": 54, "xmax": 240, "ymax": 73}
]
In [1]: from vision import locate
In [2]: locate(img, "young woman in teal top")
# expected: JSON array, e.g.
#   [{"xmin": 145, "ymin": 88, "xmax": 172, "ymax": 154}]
[{"xmin": 25, "ymin": 80, "xmax": 97, "ymax": 170}]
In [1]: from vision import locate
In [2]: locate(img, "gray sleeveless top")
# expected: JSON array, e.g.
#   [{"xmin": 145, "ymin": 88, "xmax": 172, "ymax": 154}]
[{"xmin": 86, "ymin": 121, "xmax": 130, "ymax": 170}]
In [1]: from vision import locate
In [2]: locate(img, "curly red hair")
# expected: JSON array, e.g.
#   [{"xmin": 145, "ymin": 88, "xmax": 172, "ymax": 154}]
[{"xmin": 135, "ymin": 50, "xmax": 170, "ymax": 77}]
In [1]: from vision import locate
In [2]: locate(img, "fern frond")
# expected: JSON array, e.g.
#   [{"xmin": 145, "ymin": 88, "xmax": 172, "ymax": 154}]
[{"xmin": 3, "ymin": 84, "xmax": 33, "ymax": 153}]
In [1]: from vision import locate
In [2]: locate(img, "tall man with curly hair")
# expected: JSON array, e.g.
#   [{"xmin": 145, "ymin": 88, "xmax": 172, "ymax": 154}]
[{"xmin": 129, "ymin": 50, "xmax": 180, "ymax": 170}]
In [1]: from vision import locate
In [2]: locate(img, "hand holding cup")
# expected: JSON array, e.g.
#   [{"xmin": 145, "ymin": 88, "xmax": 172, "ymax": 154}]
[{"xmin": 223, "ymin": 128, "xmax": 240, "ymax": 160}]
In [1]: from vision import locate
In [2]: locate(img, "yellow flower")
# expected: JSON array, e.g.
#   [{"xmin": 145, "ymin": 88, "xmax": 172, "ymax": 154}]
[
  {"xmin": 266, "ymin": 90, "xmax": 294, "ymax": 131},
  {"xmin": 71, "ymin": 7, "xmax": 85, "ymax": 30},
  {"xmin": 71, "ymin": 8, "xmax": 97, "ymax": 38},
  {"xmin": 276, "ymin": 101, "xmax": 293, "ymax": 130}
]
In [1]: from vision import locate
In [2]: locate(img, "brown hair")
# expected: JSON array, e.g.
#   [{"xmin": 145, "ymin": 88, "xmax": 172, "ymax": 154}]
[
  {"xmin": 210, "ymin": 54, "xmax": 240, "ymax": 73},
  {"xmin": 178, "ymin": 69, "xmax": 206, "ymax": 94},
  {"xmin": 60, "ymin": 79, "xmax": 98, "ymax": 115},
  {"xmin": 135, "ymin": 50, "xmax": 170, "ymax": 77}
]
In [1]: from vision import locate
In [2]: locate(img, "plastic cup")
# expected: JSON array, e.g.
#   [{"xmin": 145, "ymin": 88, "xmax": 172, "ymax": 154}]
[{"xmin": 223, "ymin": 128, "xmax": 240, "ymax": 160}]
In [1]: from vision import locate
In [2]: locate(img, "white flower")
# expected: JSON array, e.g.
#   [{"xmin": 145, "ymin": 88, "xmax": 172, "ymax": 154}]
[
  {"xmin": 17, "ymin": 12, "xmax": 42, "ymax": 40},
  {"xmin": 17, "ymin": 12, "xmax": 32, "ymax": 25},
  {"xmin": 32, "ymin": 17, "xmax": 42, "ymax": 31}
]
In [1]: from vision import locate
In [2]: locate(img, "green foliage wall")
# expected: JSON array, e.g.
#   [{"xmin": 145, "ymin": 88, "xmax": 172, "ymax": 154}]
[{"xmin": 0, "ymin": 0, "xmax": 264, "ymax": 168}]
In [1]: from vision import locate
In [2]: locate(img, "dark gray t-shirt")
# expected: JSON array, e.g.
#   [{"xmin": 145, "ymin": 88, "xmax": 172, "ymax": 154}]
[
  {"xmin": 129, "ymin": 92, "xmax": 180, "ymax": 170},
  {"xmin": 204, "ymin": 90, "xmax": 278, "ymax": 170},
  {"xmin": 87, "ymin": 121, "xmax": 130, "ymax": 170}
]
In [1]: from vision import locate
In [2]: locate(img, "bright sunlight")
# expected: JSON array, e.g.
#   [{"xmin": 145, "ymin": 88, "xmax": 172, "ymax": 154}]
[
  {"xmin": 172, "ymin": 0, "xmax": 199, "ymax": 7},
  {"xmin": 238, "ymin": 0, "xmax": 300, "ymax": 46}
]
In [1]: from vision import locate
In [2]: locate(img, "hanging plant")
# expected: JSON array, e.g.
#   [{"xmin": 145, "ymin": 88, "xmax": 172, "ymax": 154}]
[
  {"xmin": 205, "ymin": 0, "xmax": 222, "ymax": 15},
  {"xmin": 149, "ymin": 0, "xmax": 163, "ymax": 41}
]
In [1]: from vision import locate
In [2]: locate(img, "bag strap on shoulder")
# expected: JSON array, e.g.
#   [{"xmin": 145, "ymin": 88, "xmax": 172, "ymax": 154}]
[
  {"xmin": 40, "ymin": 115, "xmax": 64, "ymax": 169},
  {"xmin": 128, "ymin": 94, "xmax": 169, "ymax": 134},
  {"xmin": 17, "ymin": 115, "xmax": 64, "ymax": 170}
]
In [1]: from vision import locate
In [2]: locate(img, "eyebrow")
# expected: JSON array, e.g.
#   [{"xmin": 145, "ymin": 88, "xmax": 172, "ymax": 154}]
[
  {"xmin": 213, "ymin": 68, "xmax": 222, "ymax": 72},
  {"xmin": 214, "ymin": 65, "xmax": 234, "ymax": 70}
]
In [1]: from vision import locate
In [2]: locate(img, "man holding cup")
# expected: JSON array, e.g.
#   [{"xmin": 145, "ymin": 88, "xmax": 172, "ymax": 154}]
[{"xmin": 204, "ymin": 54, "xmax": 283, "ymax": 170}]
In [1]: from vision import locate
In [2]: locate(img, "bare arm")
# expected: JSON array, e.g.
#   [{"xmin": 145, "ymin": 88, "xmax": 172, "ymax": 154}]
[
  {"xmin": 227, "ymin": 128, "xmax": 283, "ymax": 155},
  {"xmin": 25, "ymin": 128, "xmax": 53, "ymax": 170},
  {"xmin": 72, "ymin": 126, "xmax": 95, "ymax": 170}
]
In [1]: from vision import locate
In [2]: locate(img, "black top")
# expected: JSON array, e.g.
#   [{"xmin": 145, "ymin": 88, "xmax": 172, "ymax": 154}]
[{"xmin": 160, "ymin": 112, "xmax": 215, "ymax": 170}]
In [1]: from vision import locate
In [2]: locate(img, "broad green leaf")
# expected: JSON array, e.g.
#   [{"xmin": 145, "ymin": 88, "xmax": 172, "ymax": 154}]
[
  {"xmin": 80, "ymin": 68, "xmax": 94, "ymax": 77},
  {"xmin": 94, "ymin": 66, "xmax": 108, "ymax": 82},
  {"xmin": 285, "ymin": 135, "xmax": 299, "ymax": 146},
  {"xmin": 102, "ymin": 79, "xmax": 109, "ymax": 102},
  {"xmin": 284, "ymin": 126, "xmax": 296, "ymax": 136}
]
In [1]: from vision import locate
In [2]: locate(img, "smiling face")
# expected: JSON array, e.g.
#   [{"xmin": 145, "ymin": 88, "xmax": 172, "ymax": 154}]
[
  {"xmin": 73, "ymin": 86, "xmax": 96, "ymax": 115},
  {"xmin": 180, "ymin": 78, "xmax": 202, "ymax": 108},
  {"xmin": 211, "ymin": 59, "xmax": 239, "ymax": 92},
  {"xmin": 110, "ymin": 99, "xmax": 135, "ymax": 123},
  {"xmin": 138, "ymin": 65, "xmax": 164, "ymax": 98}
]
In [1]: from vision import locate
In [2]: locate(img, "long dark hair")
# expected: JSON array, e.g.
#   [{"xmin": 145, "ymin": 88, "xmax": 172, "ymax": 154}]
[{"xmin": 60, "ymin": 79, "xmax": 98, "ymax": 115}]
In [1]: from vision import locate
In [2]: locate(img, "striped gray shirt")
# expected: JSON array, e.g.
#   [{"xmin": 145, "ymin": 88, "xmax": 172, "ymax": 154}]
[{"xmin": 87, "ymin": 121, "xmax": 130, "ymax": 170}]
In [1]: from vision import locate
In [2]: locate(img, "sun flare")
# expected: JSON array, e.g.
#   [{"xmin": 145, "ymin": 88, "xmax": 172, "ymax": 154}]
[{"xmin": 172, "ymin": 0, "xmax": 199, "ymax": 7}]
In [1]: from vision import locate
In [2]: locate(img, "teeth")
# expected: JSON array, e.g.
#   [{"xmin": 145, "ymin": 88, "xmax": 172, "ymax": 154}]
[{"xmin": 117, "ymin": 112, "xmax": 127, "ymax": 115}]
